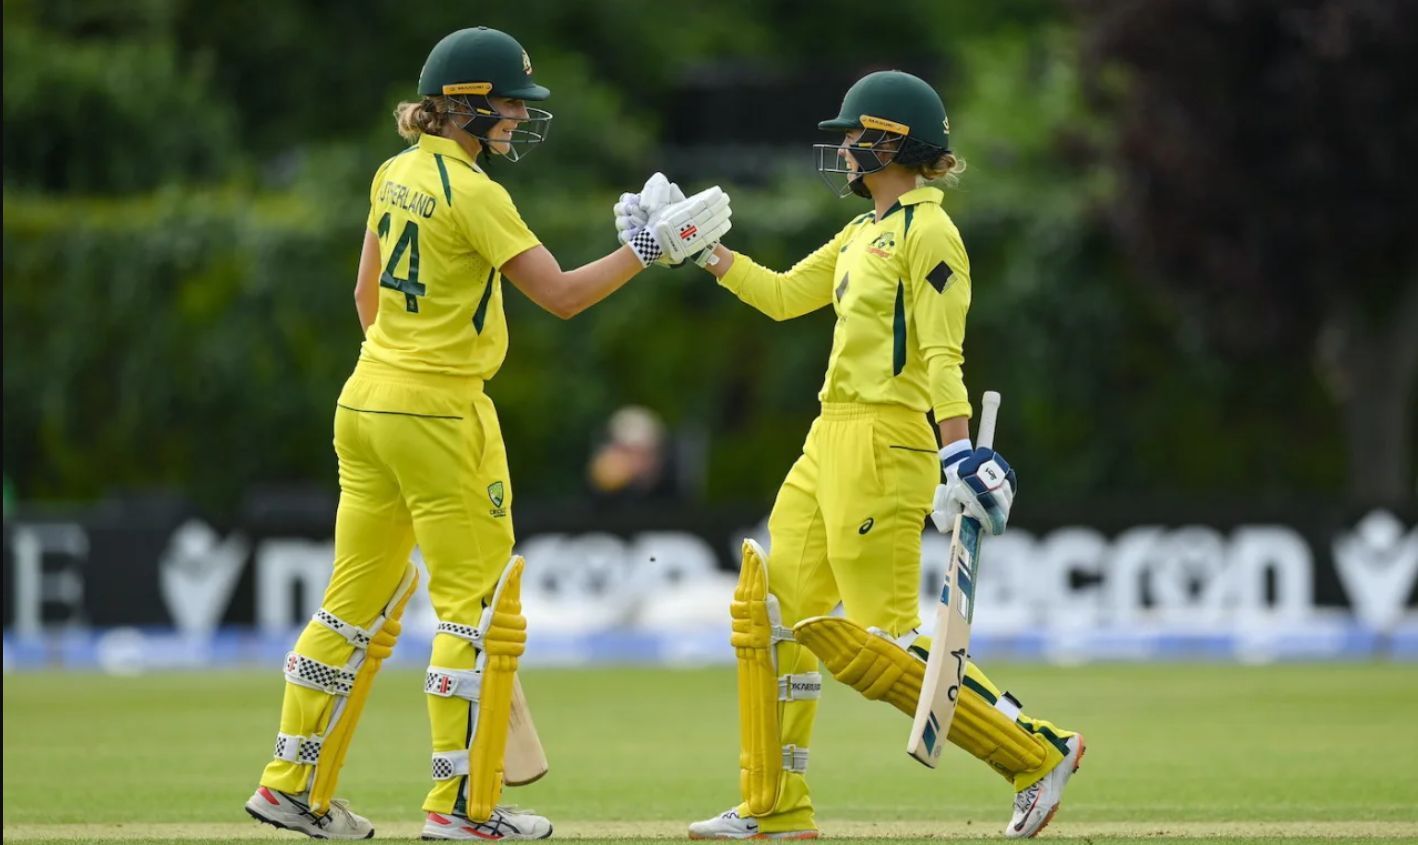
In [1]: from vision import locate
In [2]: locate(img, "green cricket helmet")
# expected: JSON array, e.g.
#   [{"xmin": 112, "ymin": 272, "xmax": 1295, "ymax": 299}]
[
  {"xmin": 815, "ymin": 70, "xmax": 952, "ymax": 198},
  {"xmin": 418, "ymin": 27, "xmax": 552, "ymax": 162}
]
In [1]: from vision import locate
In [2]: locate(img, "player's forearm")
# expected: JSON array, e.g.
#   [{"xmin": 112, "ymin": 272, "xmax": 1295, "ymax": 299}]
[
  {"xmin": 552, "ymin": 247, "xmax": 644, "ymax": 318},
  {"xmin": 503, "ymin": 244, "xmax": 643, "ymax": 320},
  {"xmin": 354, "ymin": 229, "xmax": 382, "ymax": 334},
  {"xmin": 356, "ymin": 292, "xmax": 378, "ymax": 334},
  {"xmin": 703, "ymin": 244, "xmax": 735, "ymax": 279},
  {"xmin": 937, "ymin": 415, "xmax": 969, "ymax": 448}
]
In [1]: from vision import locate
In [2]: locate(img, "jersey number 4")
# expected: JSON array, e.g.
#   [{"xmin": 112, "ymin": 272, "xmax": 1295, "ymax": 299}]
[{"xmin": 377, "ymin": 212, "xmax": 425, "ymax": 313}]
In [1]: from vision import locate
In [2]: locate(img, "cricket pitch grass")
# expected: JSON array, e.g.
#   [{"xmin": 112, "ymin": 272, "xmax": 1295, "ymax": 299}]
[{"xmin": 4, "ymin": 663, "xmax": 1416, "ymax": 844}]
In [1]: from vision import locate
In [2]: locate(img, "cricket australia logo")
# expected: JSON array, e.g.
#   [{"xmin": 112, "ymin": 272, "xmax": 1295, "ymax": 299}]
[
  {"xmin": 487, "ymin": 481, "xmax": 507, "ymax": 518},
  {"xmin": 867, "ymin": 231, "xmax": 896, "ymax": 259}
]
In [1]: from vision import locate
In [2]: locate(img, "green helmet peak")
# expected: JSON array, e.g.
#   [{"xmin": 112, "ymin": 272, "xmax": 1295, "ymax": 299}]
[
  {"xmin": 418, "ymin": 27, "xmax": 550, "ymax": 101},
  {"xmin": 819, "ymin": 70, "xmax": 950, "ymax": 153}
]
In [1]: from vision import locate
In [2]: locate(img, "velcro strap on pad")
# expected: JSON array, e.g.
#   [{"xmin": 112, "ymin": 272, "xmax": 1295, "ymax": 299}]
[
  {"xmin": 995, "ymin": 690, "xmax": 1023, "ymax": 721},
  {"xmin": 274, "ymin": 731, "xmax": 322, "ymax": 765},
  {"xmin": 283, "ymin": 651, "xmax": 356, "ymax": 696},
  {"xmin": 313, "ymin": 609, "xmax": 373, "ymax": 649},
  {"xmin": 425, "ymin": 666, "xmax": 482, "ymax": 702},
  {"xmin": 777, "ymin": 672, "xmax": 823, "ymax": 701},
  {"xmin": 432, "ymin": 749, "xmax": 470, "ymax": 781},
  {"xmin": 436, "ymin": 620, "xmax": 483, "ymax": 646},
  {"xmin": 781, "ymin": 744, "xmax": 810, "ymax": 773}
]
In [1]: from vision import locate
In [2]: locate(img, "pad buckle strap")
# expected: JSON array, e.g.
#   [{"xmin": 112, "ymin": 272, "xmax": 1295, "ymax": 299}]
[
  {"xmin": 891, "ymin": 627, "xmax": 921, "ymax": 651},
  {"xmin": 313, "ymin": 608, "xmax": 374, "ymax": 649},
  {"xmin": 781, "ymin": 744, "xmax": 810, "ymax": 773},
  {"xmin": 432, "ymin": 749, "xmax": 470, "ymax": 781},
  {"xmin": 425, "ymin": 666, "xmax": 482, "ymax": 702},
  {"xmin": 436, "ymin": 619, "xmax": 485, "ymax": 646},
  {"xmin": 770, "ymin": 625, "xmax": 796, "ymax": 644},
  {"xmin": 868, "ymin": 625, "xmax": 921, "ymax": 652},
  {"xmin": 274, "ymin": 731, "xmax": 322, "ymax": 765},
  {"xmin": 777, "ymin": 672, "xmax": 823, "ymax": 701},
  {"xmin": 283, "ymin": 651, "xmax": 357, "ymax": 696},
  {"xmin": 995, "ymin": 690, "xmax": 1023, "ymax": 721}
]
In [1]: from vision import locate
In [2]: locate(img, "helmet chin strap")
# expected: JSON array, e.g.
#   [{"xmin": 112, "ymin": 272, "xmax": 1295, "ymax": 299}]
[{"xmin": 848, "ymin": 172, "xmax": 873, "ymax": 199}]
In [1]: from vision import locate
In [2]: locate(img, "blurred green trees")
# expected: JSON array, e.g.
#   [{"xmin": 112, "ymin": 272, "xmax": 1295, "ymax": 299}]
[{"xmin": 3, "ymin": 0, "xmax": 1409, "ymax": 512}]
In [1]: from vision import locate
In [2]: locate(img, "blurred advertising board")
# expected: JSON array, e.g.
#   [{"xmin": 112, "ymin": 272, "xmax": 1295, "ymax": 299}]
[{"xmin": 4, "ymin": 496, "xmax": 1415, "ymax": 671}]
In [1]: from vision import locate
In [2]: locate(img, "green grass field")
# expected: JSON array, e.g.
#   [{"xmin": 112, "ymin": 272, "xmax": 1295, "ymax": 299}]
[{"xmin": 4, "ymin": 663, "xmax": 1416, "ymax": 844}]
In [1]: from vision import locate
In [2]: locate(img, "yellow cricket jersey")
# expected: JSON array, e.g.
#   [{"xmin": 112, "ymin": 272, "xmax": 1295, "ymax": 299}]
[
  {"xmin": 718, "ymin": 187, "xmax": 973, "ymax": 420},
  {"xmin": 361, "ymin": 133, "xmax": 540, "ymax": 380}
]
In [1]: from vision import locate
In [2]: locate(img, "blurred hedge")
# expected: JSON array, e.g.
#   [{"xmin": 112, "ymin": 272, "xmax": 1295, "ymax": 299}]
[{"xmin": 2, "ymin": 0, "xmax": 1362, "ymax": 512}]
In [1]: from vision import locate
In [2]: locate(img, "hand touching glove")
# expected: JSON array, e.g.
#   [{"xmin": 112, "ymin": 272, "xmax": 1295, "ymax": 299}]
[
  {"xmin": 930, "ymin": 441, "xmax": 1017, "ymax": 537},
  {"xmin": 614, "ymin": 172, "xmax": 727, "ymax": 268}
]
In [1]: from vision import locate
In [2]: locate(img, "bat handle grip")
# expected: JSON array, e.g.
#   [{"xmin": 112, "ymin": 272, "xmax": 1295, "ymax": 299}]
[{"xmin": 975, "ymin": 391, "xmax": 1001, "ymax": 450}]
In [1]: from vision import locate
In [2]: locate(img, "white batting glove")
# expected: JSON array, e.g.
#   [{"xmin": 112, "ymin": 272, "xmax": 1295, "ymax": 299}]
[
  {"xmin": 642, "ymin": 186, "xmax": 731, "ymax": 266},
  {"xmin": 619, "ymin": 173, "xmax": 722, "ymax": 268},
  {"xmin": 646, "ymin": 176, "xmax": 725, "ymax": 268},
  {"xmin": 617, "ymin": 173, "xmax": 696, "ymax": 268},
  {"xmin": 625, "ymin": 185, "xmax": 730, "ymax": 267},
  {"xmin": 614, "ymin": 192, "xmax": 647, "ymax": 247}
]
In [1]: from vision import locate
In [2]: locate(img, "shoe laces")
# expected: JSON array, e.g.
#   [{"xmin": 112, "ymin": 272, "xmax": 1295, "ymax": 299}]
[
  {"xmin": 1014, "ymin": 783, "xmax": 1040, "ymax": 815},
  {"xmin": 320, "ymin": 798, "xmax": 356, "ymax": 828}
]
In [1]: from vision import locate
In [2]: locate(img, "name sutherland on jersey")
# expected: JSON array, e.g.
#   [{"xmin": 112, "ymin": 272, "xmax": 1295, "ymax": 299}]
[{"xmin": 377, "ymin": 180, "xmax": 437, "ymax": 218}]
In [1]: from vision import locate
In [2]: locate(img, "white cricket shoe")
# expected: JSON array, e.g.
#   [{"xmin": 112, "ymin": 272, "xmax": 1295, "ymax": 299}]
[
  {"xmin": 688, "ymin": 807, "xmax": 818, "ymax": 840},
  {"xmin": 1004, "ymin": 734, "xmax": 1086, "ymax": 838},
  {"xmin": 245, "ymin": 785, "xmax": 374, "ymax": 839},
  {"xmin": 422, "ymin": 807, "xmax": 553, "ymax": 840}
]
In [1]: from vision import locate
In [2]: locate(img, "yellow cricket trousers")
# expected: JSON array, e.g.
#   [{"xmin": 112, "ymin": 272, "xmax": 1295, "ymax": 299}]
[{"xmin": 260, "ymin": 359, "xmax": 515, "ymax": 815}]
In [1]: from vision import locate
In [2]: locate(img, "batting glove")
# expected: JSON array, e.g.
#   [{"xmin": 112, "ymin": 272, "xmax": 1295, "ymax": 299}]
[
  {"xmin": 617, "ymin": 173, "xmax": 688, "ymax": 267},
  {"xmin": 626, "ymin": 186, "xmax": 732, "ymax": 268},
  {"xmin": 931, "ymin": 441, "xmax": 1017, "ymax": 537}
]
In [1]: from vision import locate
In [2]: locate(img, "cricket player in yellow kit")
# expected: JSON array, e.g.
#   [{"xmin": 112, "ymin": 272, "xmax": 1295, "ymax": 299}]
[
  {"xmin": 679, "ymin": 71, "xmax": 1086, "ymax": 839},
  {"xmin": 242, "ymin": 26, "xmax": 732, "ymax": 841}
]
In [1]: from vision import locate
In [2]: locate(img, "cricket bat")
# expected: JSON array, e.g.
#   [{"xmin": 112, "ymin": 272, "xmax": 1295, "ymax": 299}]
[
  {"xmin": 906, "ymin": 390, "xmax": 1001, "ymax": 768},
  {"xmin": 503, "ymin": 674, "xmax": 549, "ymax": 786}
]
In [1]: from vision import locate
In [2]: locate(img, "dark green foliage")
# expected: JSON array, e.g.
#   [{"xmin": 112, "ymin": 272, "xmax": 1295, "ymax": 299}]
[{"xmin": 2, "ymin": 0, "xmax": 1397, "ymax": 512}]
